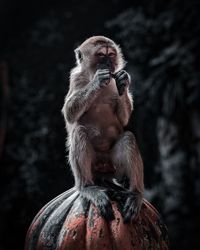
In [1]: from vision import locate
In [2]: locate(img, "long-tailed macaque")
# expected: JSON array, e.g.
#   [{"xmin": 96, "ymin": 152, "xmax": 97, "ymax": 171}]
[{"xmin": 62, "ymin": 36, "xmax": 144, "ymax": 222}]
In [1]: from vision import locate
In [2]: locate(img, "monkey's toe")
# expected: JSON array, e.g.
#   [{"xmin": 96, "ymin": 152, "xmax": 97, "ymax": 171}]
[
  {"xmin": 122, "ymin": 192, "xmax": 142, "ymax": 223},
  {"xmin": 96, "ymin": 195, "xmax": 115, "ymax": 221},
  {"xmin": 93, "ymin": 189, "xmax": 115, "ymax": 221},
  {"xmin": 79, "ymin": 196, "xmax": 91, "ymax": 216},
  {"xmin": 80, "ymin": 186, "xmax": 115, "ymax": 221}
]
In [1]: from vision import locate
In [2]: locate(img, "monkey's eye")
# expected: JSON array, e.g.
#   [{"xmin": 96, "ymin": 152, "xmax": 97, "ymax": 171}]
[
  {"xmin": 97, "ymin": 52, "xmax": 106, "ymax": 57},
  {"xmin": 108, "ymin": 52, "xmax": 116, "ymax": 57}
]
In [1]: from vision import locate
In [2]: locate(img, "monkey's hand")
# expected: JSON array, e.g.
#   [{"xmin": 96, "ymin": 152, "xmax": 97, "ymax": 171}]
[
  {"xmin": 79, "ymin": 185, "xmax": 115, "ymax": 221},
  {"xmin": 93, "ymin": 69, "xmax": 111, "ymax": 88},
  {"xmin": 114, "ymin": 70, "xmax": 130, "ymax": 96},
  {"xmin": 111, "ymin": 190, "xmax": 142, "ymax": 223}
]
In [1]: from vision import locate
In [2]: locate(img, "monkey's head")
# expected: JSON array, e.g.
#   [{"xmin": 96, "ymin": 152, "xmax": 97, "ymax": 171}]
[{"xmin": 74, "ymin": 36, "xmax": 125, "ymax": 74}]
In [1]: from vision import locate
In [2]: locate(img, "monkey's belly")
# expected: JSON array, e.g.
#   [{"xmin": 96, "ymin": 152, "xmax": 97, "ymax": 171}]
[
  {"xmin": 80, "ymin": 103, "xmax": 123, "ymax": 151},
  {"xmin": 89, "ymin": 126, "xmax": 121, "ymax": 152}
]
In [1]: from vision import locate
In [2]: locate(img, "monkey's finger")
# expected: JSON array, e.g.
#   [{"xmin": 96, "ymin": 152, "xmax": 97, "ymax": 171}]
[
  {"xmin": 99, "ymin": 72, "xmax": 111, "ymax": 79},
  {"xmin": 97, "ymin": 68, "xmax": 110, "ymax": 74},
  {"xmin": 115, "ymin": 70, "xmax": 128, "ymax": 81},
  {"xmin": 115, "ymin": 70, "xmax": 126, "ymax": 78},
  {"xmin": 118, "ymin": 73, "xmax": 128, "ymax": 81},
  {"xmin": 101, "ymin": 74, "xmax": 111, "ymax": 80},
  {"xmin": 98, "ymin": 72, "xmax": 110, "ymax": 77}
]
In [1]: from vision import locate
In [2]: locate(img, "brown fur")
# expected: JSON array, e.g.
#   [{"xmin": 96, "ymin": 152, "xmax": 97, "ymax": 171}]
[{"xmin": 62, "ymin": 36, "xmax": 144, "ymax": 195}]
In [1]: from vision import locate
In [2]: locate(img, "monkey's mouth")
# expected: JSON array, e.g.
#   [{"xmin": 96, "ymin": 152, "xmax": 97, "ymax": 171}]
[{"xmin": 97, "ymin": 56, "xmax": 115, "ymax": 73}]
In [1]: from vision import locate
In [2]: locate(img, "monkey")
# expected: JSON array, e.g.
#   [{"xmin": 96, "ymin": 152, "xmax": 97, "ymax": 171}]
[{"xmin": 62, "ymin": 36, "xmax": 144, "ymax": 223}]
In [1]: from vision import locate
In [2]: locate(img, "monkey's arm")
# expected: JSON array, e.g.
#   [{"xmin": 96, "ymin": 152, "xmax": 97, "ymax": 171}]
[
  {"xmin": 114, "ymin": 70, "xmax": 133, "ymax": 126},
  {"xmin": 117, "ymin": 90, "xmax": 133, "ymax": 127},
  {"xmin": 62, "ymin": 84, "xmax": 98, "ymax": 124},
  {"xmin": 62, "ymin": 69, "xmax": 110, "ymax": 124}
]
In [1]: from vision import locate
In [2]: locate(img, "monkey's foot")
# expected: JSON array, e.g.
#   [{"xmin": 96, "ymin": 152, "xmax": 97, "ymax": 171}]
[
  {"xmin": 110, "ymin": 190, "xmax": 142, "ymax": 223},
  {"xmin": 79, "ymin": 185, "xmax": 115, "ymax": 221},
  {"xmin": 123, "ymin": 192, "xmax": 142, "ymax": 223}
]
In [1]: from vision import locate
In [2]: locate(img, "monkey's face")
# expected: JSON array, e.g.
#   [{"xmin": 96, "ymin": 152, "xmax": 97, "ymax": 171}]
[
  {"xmin": 95, "ymin": 46, "xmax": 117, "ymax": 73},
  {"xmin": 76, "ymin": 37, "xmax": 125, "ymax": 74}
]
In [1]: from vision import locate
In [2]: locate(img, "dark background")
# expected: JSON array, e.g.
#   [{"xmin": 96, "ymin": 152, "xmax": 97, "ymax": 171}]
[{"xmin": 0, "ymin": 0, "xmax": 200, "ymax": 249}]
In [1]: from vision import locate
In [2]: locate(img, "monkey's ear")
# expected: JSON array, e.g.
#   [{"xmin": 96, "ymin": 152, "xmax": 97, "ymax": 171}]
[{"xmin": 75, "ymin": 49, "xmax": 83, "ymax": 64}]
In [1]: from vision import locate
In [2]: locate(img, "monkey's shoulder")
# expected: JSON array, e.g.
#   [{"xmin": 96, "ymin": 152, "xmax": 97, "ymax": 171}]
[{"xmin": 69, "ymin": 67, "xmax": 89, "ymax": 88}]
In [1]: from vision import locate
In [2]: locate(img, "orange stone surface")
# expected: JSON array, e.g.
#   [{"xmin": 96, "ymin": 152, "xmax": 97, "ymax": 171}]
[{"xmin": 25, "ymin": 187, "xmax": 169, "ymax": 250}]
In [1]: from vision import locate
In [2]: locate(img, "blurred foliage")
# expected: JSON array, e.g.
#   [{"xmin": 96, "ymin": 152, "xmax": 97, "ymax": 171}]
[
  {"xmin": 108, "ymin": 1, "xmax": 200, "ymax": 115},
  {"xmin": 108, "ymin": 1, "xmax": 200, "ymax": 249}
]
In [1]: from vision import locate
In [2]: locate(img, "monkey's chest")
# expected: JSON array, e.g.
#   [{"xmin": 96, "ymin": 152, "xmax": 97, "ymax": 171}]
[{"xmin": 86, "ymin": 96, "xmax": 119, "ymax": 129}]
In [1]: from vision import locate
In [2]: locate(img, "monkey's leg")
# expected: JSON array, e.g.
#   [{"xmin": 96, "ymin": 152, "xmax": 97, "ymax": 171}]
[
  {"xmin": 111, "ymin": 131, "xmax": 144, "ymax": 223},
  {"xmin": 68, "ymin": 125, "xmax": 95, "ymax": 188},
  {"xmin": 69, "ymin": 125, "xmax": 114, "ymax": 220}
]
